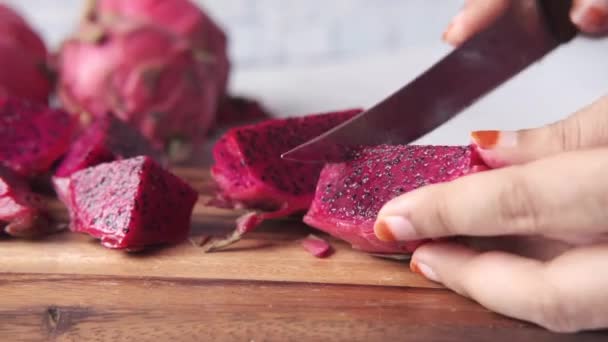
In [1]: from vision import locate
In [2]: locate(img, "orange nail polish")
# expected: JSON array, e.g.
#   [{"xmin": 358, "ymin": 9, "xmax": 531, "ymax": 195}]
[
  {"xmin": 585, "ymin": 6, "xmax": 608, "ymax": 31},
  {"xmin": 374, "ymin": 220, "xmax": 396, "ymax": 242},
  {"xmin": 470, "ymin": 130, "xmax": 500, "ymax": 149},
  {"xmin": 442, "ymin": 22, "xmax": 455, "ymax": 42},
  {"xmin": 410, "ymin": 260, "xmax": 422, "ymax": 275}
]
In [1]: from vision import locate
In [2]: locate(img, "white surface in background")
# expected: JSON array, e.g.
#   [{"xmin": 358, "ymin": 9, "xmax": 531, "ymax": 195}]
[
  {"xmin": 2, "ymin": 0, "xmax": 607, "ymax": 144},
  {"xmin": 231, "ymin": 37, "xmax": 608, "ymax": 145}
]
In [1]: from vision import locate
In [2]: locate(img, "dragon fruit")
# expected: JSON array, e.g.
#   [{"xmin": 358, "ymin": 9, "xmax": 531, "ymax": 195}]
[
  {"xmin": 57, "ymin": 0, "xmax": 230, "ymax": 160},
  {"xmin": 212, "ymin": 96, "xmax": 272, "ymax": 131},
  {"xmin": 0, "ymin": 166, "xmax": 54, "ymax": 238},
  {"xmin": 301, "ymin": 234, "xmax": 333, "ymax": 258},
  {"xmin": 67, "ymin": 156, "xmax": 198, "ymax": 250},
  {"xmin": 0, "ymin": 4, "xmax": 52, "ymax": 103},
  {"xmin": 203, "ymin": 109, "xmax": 361, "ymax": 251},
  {"xmin": 0, "ymin": 97, "xmax": 77, "ymax": 177},
  {"xmin": 91, "ymin": 0, "xmax": 230, "ymax": 94},
  {"xmin": 52, "ymin": 112, "xmax": 165, "ymax": 205},
  {"xmin": 303, "ymin": 145, "xmax": 488, "ymax": 256}
]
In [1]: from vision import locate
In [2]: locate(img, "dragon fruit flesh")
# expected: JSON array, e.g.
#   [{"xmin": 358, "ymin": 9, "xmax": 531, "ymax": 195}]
[
  {"xmin": 203, "ymin": 109, "xmax": 361, "ymax": 251},
  {"xmin": 67, "ymin": 156, "xmax": 198, "ymax": 250},
  {"xmin": 0, "ymin": 97, "xmax": 77, "ymax": 178},
  {"xmin": 52, "ymin": 112, "xmax": 165, "ymax": 205},
  {"xmin": 303, "ymin": 145, "xmax": 488, "ymax": 256},
  {"xmin": 0, "ymin": 166, "xmax": 54, "ymax": 238},
  {"xmin": 58, "ymin": 0, "xmax": 229, "ymax": 159},
  {"xmin": 0, "ymin": 4, "xmax": 52, "ymax": 103}
]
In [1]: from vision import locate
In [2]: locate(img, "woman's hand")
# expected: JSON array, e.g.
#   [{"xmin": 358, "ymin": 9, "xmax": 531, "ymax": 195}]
[
  {"xmin": 443, "ymin": 0, "xmax": 608, "ymax": 46},
  {"xmin": 373, "ymin": 94, "xmax": 608, "ymax": 332}
]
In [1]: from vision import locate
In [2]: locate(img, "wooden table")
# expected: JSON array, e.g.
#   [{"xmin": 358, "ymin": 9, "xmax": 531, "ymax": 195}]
[{"xmin": 1, "ymin": 168, "xmax": 606, "ymax": 341}]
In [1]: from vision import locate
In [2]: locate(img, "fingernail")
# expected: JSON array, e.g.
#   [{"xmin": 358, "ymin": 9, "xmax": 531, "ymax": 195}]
[
  {"xmin": 571, "ymin": 1, "xmax": 608, "ymax": 33},
  {"xmin": 410, "ymin": 260, "xmax": 441, "ymax": 283},
  {"xmin": 470, "ymin": 130, "xmax": 517, "ymax": 149},
  {"xmin": 374, "ymin": 216, "xmax": 418, "ymax": 242},
  {"xmin": 443, "ymin": 12, "xmax": 467, "ymax": 45}
]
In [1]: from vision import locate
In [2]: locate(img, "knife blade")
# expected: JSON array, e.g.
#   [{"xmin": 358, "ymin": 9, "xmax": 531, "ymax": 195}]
[{"xmin": 281, "ymin": 0, "xmax": 577, "ymax": 163}]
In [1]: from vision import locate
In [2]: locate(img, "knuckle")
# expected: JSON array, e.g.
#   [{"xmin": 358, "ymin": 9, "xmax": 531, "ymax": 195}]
[
  {"xmin": 496, "ymin": 172, "xmax": 541, "ymax": 234},
  {"xmin": 431, "ymin": 185, "xmax": 458, "ymax": 236},
  {"xmin": 550, "ymin": 117, "xmax": 583, "ymax": 152}
]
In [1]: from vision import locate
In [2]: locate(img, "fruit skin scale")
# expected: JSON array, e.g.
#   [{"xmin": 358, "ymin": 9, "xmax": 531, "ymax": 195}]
[{"xmin": 58, "ymin": 0, "xmax": 230, "ymax": 159}]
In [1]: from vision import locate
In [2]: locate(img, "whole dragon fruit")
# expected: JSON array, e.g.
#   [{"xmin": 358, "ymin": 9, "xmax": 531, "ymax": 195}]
[
  {"xmin": 57, "ymin": 0, "xmax": 229, "ymax": 160},
  {"xmin": 0, "ymin": 4, "xmax": 52, "ymax": 103},
  {"xmin": 91, "ymin": 0, "xmax": 230, "ymax": 93},
  {"xmin": 303, "ymin": 145, "xmax": 488, "ymax": 256},
  {"xmin": 0, "ymin": 166, "xmax": 54, "ymax": 238},
  {"xmin": 0, "ymin": 97, "xmax": 78, "ymax": 178},
  {"xmin": 67, "ymin": 156, "xmax": 199, "ymax": 250},
  {"xmin": 203, "ymin": 109, "xmax": 361, "ymax": 251},
  {"xmin": 52, "ymin": 112, "xmax": 165, "ymax": 205}
]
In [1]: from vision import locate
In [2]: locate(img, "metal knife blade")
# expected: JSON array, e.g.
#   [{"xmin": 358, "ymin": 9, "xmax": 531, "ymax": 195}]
[{"xmin": 281, "ymin": 0, "xmax": 577, "ymax": 163}]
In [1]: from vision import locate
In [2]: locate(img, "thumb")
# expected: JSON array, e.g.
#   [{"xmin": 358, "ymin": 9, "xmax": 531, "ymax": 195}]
[{"xmin": 471, "ymin": 94, "xmax": 608, "ymax": 168}]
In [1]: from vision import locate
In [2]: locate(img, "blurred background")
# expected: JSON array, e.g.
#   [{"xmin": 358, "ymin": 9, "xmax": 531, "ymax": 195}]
[{"xmin": 4, "ymin": 0, "xmax": 607, "ymax": 144}]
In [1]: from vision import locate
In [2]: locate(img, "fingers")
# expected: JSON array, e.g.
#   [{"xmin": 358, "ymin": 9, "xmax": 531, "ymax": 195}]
[
  {"xmin": 443, "ymin": 0, "xmax": 509, "ymax": 46},
  {"xmin": 571, "ymin": 0, "xmax": 608, "ymax": 34},
  {"xmin": 444, "ymin": 0, "xmax": 608, "ymax": 46},
  {"xmin": 374, "ymin": 148, "xmax": 608, "ymax": 242},
  {"xmin": 471, "ymin": 94, "xmax": 608, "ymax": 168},
  {"xmin": 409, "ymin": 242, "xmax": 608, "ymax": 333}
]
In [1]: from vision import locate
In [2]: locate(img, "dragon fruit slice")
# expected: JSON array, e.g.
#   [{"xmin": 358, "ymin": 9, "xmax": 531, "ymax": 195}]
[
  {"xmin": 212, "ymin": 96, "xmax": 272, "ymax": 131},
  {"xmin": 0, "ymin": 97, "xmax": 77, "ymax": 178},
  {"xmin": 58, "ymin": 0, "xmax": 229, "ymax": 160},
  {"xmin": 0, "ymin": 5, "xmax": 51, "ymax": 103},
  {"xmin": 67, "ymin": 156, "xmax": 198, "ymax": 250},
  {"xmin": 204, "ymin": 109, "xmax": 361, "ymax": 251},
  {"xmin": 0, "ymin": 166, "xmax": 54, "ymax": 238},
  {"xmin": 301, "ymin": 234, "xmax": 333, "ymax": 258},
  {"xmin": 52, "ymin": 112, "xmax": 165, "ymax": 205},
  {"xmin": 303, "ymin": 145, "xmax": 488, "ymax": 256}
]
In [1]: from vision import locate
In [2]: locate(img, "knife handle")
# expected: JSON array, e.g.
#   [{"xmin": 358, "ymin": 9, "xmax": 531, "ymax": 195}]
[{"xmin": 537, "ymin": 0, "xmax": 578, "ymax": 43}]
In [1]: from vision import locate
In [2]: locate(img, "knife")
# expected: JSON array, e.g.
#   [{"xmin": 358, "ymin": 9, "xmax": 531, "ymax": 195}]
[{"xmin": 281, "ymin": 0, "xmax": 578, "ymax": 163}]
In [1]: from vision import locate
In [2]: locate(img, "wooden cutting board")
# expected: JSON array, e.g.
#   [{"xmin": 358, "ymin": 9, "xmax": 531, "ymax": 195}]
[{"xmin": 1, "ymin": 167, "xmax": 606, "ymax": 341}]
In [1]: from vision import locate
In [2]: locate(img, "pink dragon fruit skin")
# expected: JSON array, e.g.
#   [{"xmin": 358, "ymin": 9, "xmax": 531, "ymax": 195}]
[
  {"xmin": 0, "ymin": 97, "xmax": 78, "ymax": 178},
  {"xmin": 58, "ymin": 0, "xmax": 229, "ymax": 159},
  {"xmin": 303, "ymin": 145, "xmax": 488, "ymax": 255},
  {"xmin": 52, "ymin": 112, "xmax": 165, "ymax": 205},
  {"xmin": 0, "ymin": 4, "xmax": 51, "ymax": 103},
  {"xmin": 203, "ymin": 109, "xmax": 361, "ymax": 251},
  {"xmin": 67, "ymin": 156, "xmax": 198, "ymax": 250},
  {"xmin": 94, "ymin": 0, "xmax": 230, "ymax": 93},
  {"xmin": 0, "ymin": 166, "xmax": 53, "ymax": 238}
]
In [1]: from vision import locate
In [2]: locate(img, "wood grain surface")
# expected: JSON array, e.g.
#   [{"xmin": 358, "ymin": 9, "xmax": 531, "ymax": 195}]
[{"xmin": 1, "ymin": 167, "xmax": 607, "ymax": 341}]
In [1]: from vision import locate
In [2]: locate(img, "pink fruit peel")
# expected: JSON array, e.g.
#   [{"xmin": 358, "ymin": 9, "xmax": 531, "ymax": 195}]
[
  {"xmin": 58, "ymin": 0, "xmax": 229, "ymax": 160},
  {"xmin": 0, "ymin": 166, "xmax": 55, "ymax": 238},
  {"xmin": 0, "ymin": 4, "xmax": 51, "ymax": 103},
  {"xmin": 301, "ymin": 234, "xmax": 333, "ymax": 258}
]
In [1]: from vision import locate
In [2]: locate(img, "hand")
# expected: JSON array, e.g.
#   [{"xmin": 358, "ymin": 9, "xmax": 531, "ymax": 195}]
[
  {"xmin": 373, "ymin": 94, "xmax": 608, "ymax": 333},
  {"xmin": 443, "ymin": 0, "xmax": 608, "ymax": 46}
]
